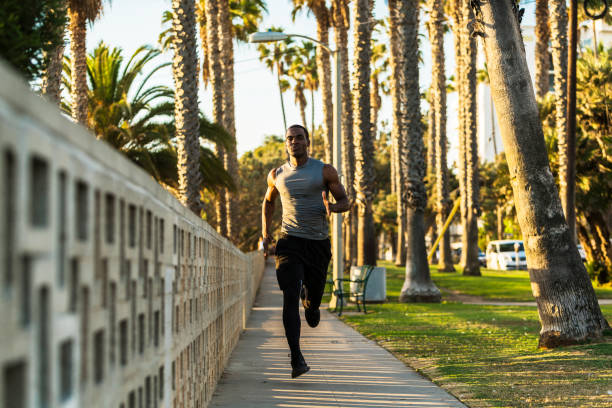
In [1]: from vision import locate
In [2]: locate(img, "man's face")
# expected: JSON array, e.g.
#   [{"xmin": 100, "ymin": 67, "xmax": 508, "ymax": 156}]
[{"xmin": 285, "ymin": 127, "xmax": 309, "ymax": 158}]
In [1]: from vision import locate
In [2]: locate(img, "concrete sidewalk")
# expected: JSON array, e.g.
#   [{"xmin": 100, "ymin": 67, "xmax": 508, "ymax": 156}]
[{"xmin": 209, "ymin": 260, "xmax": 466, "ymax": 408}]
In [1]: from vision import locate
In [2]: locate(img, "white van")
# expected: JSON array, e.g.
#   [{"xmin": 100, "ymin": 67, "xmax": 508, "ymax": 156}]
[{"xmin": 486, "ymin": 240, "xmax": 527, "ymax": 270}]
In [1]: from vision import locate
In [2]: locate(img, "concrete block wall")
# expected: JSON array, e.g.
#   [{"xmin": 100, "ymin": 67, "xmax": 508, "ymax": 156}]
[{"xmin": 0, "ymin": 60, "xmax": 265, "ymax": 408}]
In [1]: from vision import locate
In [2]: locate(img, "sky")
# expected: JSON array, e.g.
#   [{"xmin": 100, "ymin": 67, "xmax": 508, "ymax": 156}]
[{"xmin": 87, "ymin": 0, "xmax": 537, "ymax": 161}]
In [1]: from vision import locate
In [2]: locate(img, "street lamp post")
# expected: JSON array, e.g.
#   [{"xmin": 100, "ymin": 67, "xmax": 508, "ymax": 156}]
[{"xmin": 249, "ymin": 31, "xmax": 344, "ymax": 308}]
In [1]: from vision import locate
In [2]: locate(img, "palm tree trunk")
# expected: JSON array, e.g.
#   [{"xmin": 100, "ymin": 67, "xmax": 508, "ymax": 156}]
[
  {"xmin": 333, "ymin": 1, "xmax": 356, "ymax": 267},
  {"xmin": 451, "ymin": 1, "xmax": 468, "ymax": 270},
  {"xmin": 310, "ymin": 88, "xmax": 315, "ymax": 138},
  {"xmin": 205, "ymin": 0, "xmax": 227, "ymax": 233},
  {"xmin": 172, "ymin": 0, "xmax": 203, "ymax": 214},
  {"xmin": 426, "ymin": 100, "xmax": 436, "ymax": 184},
  {"xmin": 565, "ymin": 0, "xmax": 577, "ymax": 243},
  {"xmin": 497, "ymin": 204, "xmax": 504, "ymax": 240},
  {"xmin": 42, "ymin": 41, "xmax": 65, "ymax": 104},
  {"xmin": 428, "ymin": 0, "xmax": 454, "ymax": 272},
  {"xmin": 535, "ymin": 0, "xmax": 550, "ymax": 99},
  {"xmin": 299, "ymin": 99, "xmax": 307, "ymax": 127},
  {"xmin": 68, "ymin": 9, "xmax": 88, "ymax": 125},
  {"xmin": 549, "ymin": 0, "xmax": 571, "ymax": 240},
  {"xmin": 196, "ymin": 1, "xmax": 210, "ymax": 87},
  {"xmin": 461, "ymin": 0, "xmax": 481, "ymax": 276},
  {"xmin": 391, "ymin": 0, "xmax": 440, "ymax": 302},
  {"xmin": 473, "ymin": 0, "xmax": 608, "ymax": 347},
  {"xmin": 219, "ymin": 0, "xmax": 238, "ymax": 240},
  {"xmin": 426, "ymin": 96, "xmax": 437, "ymax": 253},
  {"xmin": 352, "ymin": 0, "xmax": 376, "ymax": 266},
  {"xmin": 389, "ymin": 0, "xmax": 406, "ymax": 266},
  {"xmin": 370, "ymin": 74, "xmax": 381, "ymax": 139},
  {"xmin": 277, "ymin": 62, "xmax": 288, "ymax": 131},
  {"xmin": 313, "ymin": 6, "xmax": 333, "ymax": 164}
]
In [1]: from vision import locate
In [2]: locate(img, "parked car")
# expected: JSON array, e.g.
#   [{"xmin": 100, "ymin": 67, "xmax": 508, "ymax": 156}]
[
  {"xmin": 478, "ymin": 249, "xmax": 486, "ymax": 266},
  {"xmin": 486, "ymin": 239, "xmax": 527, "ymax": 270}
]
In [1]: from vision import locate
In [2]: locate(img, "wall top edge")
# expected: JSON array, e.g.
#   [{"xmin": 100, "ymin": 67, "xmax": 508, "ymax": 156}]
[{"xmin": 0, "ymin": 58, "xmax": 241, "ymax": 253}]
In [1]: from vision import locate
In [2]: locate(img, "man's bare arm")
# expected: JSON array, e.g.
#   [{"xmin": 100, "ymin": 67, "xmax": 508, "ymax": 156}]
[
  {"xmin": 322, "ymin": 164, "xmax": 349, "ymax": 213},
  {"xmin": 262, "ymin": 169, "xmax": 279, "ymax": 247}
]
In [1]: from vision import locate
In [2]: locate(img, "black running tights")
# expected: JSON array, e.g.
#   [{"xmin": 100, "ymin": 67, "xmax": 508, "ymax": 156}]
[{"xmin": 282, "ymin": 280, "xmax": 302, "ymax": 357}]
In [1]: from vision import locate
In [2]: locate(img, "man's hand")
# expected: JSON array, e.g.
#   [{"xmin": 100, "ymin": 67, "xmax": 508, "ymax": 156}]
[
  {"xmin": 262, "ymin": 236, "xmax": 275, "ymax": 256},
  {"xmin": 322, "ymin": 191, "xmax": 331, "ymax": 217}
]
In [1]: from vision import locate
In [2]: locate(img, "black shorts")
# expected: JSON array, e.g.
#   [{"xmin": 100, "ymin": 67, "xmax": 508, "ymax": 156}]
[{"xmin": 275, "ymin": 234, "xmax": 331, "ymax": 293}]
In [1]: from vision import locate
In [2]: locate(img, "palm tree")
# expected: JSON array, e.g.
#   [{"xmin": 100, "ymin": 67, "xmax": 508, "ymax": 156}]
[
  {"xmin": 171, "ymin": 0, "xmax": 203, "ymax": 214},
  {"xmin": 331, "ymin": 0, "xmax": 357, "ymax": 267},
  {"xmin": 459, "ymin": 0, "xmax": 480, "ymax": 276},
  {"xmin": 62, "ymin": 42, "xmax": 234, "ymax": 193},
  {"xmin": 471, "ymin": 0, "xmax": 608, "ymax": 347},
  {"xmin": 203, "ymin": 0, "xmax": 229, "ymax": 236},
  {"xmin": 549, "ymin": 0, "xmax": 571, "ymax": 238},
  {"xmin": 292, "ymin": 0, "xmax": 333, "ymax": 164},
  {"xmin": 295, "ymin": 41, "xmax": 319, "ymax": 133},
  {"xmin": 428, "ymin": 0, "xmax": 454, "ymax": 272},
  {"xmin": 194, "ymin": 0, "xmax": 267, "ymax": 238},
  {"xmin": 449, "ymin": 0, "xmax": 480, "ymax": 275},
  {"xmin": 352, "ymin": 0, "xmax": 376, "ymax": 266},
  {"xmin": 42, "ymin": 0, "xmax": 67, "ymax": 106},
  {"xmin": 42, "ymin": 40, "xmax": 66, "ymax": 104},
  {"xmin": 388, "ymin": 4, "xmax": 406, "ymax": 266},
  {"xmin": 67, "ymin": 0, "xmax": 103, "ymax": 125},
  {"xmin": 535, "ymin": 0, "xmax": 550, "ymax": 99},
  {"xmin": 370, "ymin": 38, "xmax": 390, "ymax": 141},
  {"xmin": 291, "ymin": 72, "xmax": 308, "ymax": 126},
  {"xmin": 391, "ymin": 0, "xmax": 440, "ymax": 303}
]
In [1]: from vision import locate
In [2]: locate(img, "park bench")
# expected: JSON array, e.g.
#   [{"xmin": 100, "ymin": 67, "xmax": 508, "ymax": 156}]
[{"xmin": 328, "ymin": 265, "xmax": 375, "ymax": 316}]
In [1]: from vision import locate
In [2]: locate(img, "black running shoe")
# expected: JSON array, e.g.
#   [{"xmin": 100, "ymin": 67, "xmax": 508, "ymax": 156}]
[
  {"xmin": 304, "ymin": 307, "xmax": 320, "ymax": 328},
  {"xmin": 291, "ymin": 353, "xmax": 310, "ymax": 378}
]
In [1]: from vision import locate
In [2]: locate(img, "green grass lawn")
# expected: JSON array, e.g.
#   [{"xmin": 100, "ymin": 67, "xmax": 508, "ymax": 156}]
[
  {"xmin": 378, "ymin": 260, "xmax": 612, "ymax": 302},
  {"xmin": 329, "ymin": 261, "xmax": 612, "ymax": 407}
]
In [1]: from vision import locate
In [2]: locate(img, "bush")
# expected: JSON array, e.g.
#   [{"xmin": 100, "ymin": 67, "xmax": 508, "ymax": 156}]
[{"xmin": 0, "ymin": 0, "xmax": 66, "ymax": 81}]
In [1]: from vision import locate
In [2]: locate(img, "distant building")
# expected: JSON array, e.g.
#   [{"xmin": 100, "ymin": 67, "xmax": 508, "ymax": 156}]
[{"xmin": 477, "ymin": 21, "xmax": 612, "ymax": 163}]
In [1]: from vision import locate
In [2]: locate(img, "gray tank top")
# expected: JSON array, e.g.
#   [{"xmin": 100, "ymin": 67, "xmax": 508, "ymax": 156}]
[{"xmin": 275, "ymin": 158, "xmax": 328, "ymax": 240}]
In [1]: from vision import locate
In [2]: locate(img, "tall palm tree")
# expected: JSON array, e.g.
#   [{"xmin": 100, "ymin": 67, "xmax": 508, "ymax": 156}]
[
  {"xmin": 471, "ymin": 0, "xmax": 608, "ymax": 347},
  {"xmin": 292, "ymin": 0, "xmax": 333, "ymax": 164},
  {"xmin": 42, "ymin": 41, "xmax": 66, "ymax": 104},
  {"xmin": 195, "ymin": 0, "xmax": 266, "ymax": 238},
  {"xmin": 171, "ymin": 0, "xmax": 203, "ymax": 214},
  {"xmin": 459, "ymin": 0, "xmax": 480, "ymax": 276},
  {"xmin": 535, "ymin": 0, "xmax": 550, "ymax": 99},
  {"xmin": 428, "ymin": 0, "xmax": 454, "ymax": 272},
  {"xmin": 549, "ymin": 0, "xmax": 571, "ymax": 238},
  {"xmin": 288, "ymin": 60, "xmax": 309, "ymax": 126},
  {"xmin": 67, "ymin": 0, "xmax": 103, "ymax": 125},
  {"xmin": 388, "ymin": 4, "xmax": 406, "ymax": 266},
  {"xmin": 352, "ymin": 0, "xmax": 376, "ymax": 266},
  {"xmin": 42, "ymin": 0, "xmax": 67, "ymax": 106},
  {"xmin": 370, "ymin": 39, "xmax": 389, "ymax": 140},
  {"xmin": 257, "ymin": 31, "xmax": 294, "ymax": 131},
  {"xmin": 293, "ymin": 41, "xmax": 318, "ymax": 133},
  {"xmin": 332, "ymin": 0, "xmax": 357, "ymax": 267},
  {"xmin": 391, "ymin": 0, "xmax": 440, "ymax": 303},
  {"xmin": 203, "ymin": 0, "xmax": 227, "ymax": 235},
  {"xmin": 62, "ymin": 42, "xmax": 234, "ymax": 193},
  {"xmin": 219, "ymin": 0, "xmax": 240, "ymax": 241}
]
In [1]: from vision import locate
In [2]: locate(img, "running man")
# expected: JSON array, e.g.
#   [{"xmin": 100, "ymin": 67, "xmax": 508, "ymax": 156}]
[{"xmin": 261, "ymin": 124, "xmax": 349, "ymax": 378}]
